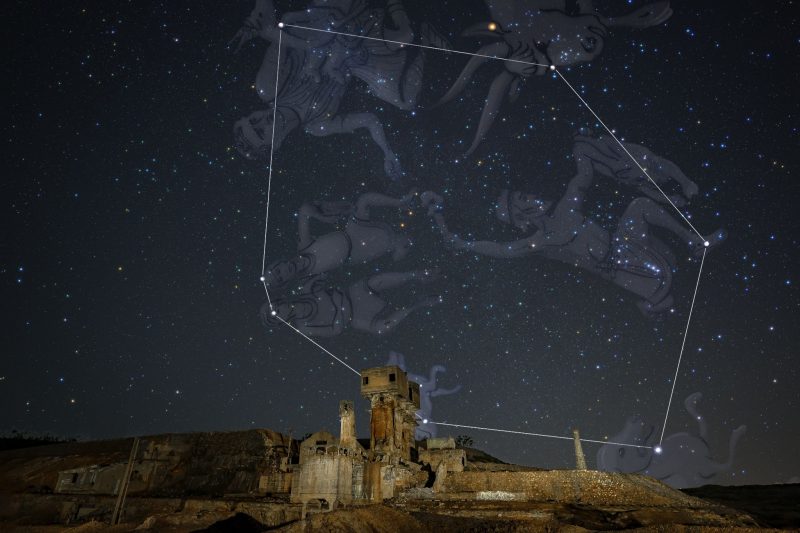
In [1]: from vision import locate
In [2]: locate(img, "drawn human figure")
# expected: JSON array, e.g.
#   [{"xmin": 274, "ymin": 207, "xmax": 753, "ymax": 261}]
[
  {"xmin": 572, "ymin": 130, "xmax": 699, "ymax": 207},
  {"xmin": 422, "ymin": 142, "xmax": 725, "ymax": 315},
  {"xmin": 232, "ymin": 0, "xmax": 443, "ymax": 180},
  {"xmin": 596, "ymin": 392, "xmax": 747, "ymax": 488},
  {"xmin": 436, "ymin": 0, "xmax": 672, "ymax": 154},
  {"xmin": 263, "ymin": 190, "xmax": 416, "ymax": 289},
  {"xmin": 261, "ymin": 270, "xmax": 441, "ymax": 337},
  {"xmin": 386, "ymin": 351, "xmax": 461, "ymax": 439}
]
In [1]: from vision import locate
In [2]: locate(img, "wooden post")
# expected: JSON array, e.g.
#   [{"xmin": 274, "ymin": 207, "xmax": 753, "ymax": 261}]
[{"xmin": 111, "ymin": 437, "xmax": 139, "ymax": 525}]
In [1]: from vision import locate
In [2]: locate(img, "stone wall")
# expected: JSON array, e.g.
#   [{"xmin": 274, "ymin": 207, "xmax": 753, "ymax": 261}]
[
  {"xmin": 56, "ymin": 463, "xmax": 130, "ymax": 495},
  {"xmin": 419, "ymin": 448, "xmax": 465, "ymax": 473},
  {"xmin": 439, "ymin": 470, "xmax": 713, "ymax": 507},
  {"xmin": 0, "ymin": 429, "xmax": 295, "ymax": 500},
  {"xmin": 258, "ymin": 469, "xmax": 293, "ymax": 495},
  {"xmin": 0, "ymin": 493, "xmax": 300, "ymax": 528},
  {"xmin": 291, "ymin": 454, "xmax": 362, "ymax": 506}
]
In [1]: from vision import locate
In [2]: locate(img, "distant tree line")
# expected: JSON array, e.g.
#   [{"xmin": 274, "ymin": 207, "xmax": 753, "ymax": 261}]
[
  {"xmin": 455, "ymin": 435, "xmax": 474, "ymax": 448},
  {"xmin": 0, "ymin": 429, "xmax": 77, "ymax": 451}
]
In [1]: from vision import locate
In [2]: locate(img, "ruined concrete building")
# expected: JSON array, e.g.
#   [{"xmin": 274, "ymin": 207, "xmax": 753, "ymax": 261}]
[
  {"xmin": 290, "ymin": 365, "xmax": 465, "ymax": 510},
  {"xmin": 289, "ymin": 403, "xmax": 368, "ymax": 508},
  {"xmin": 2, "ymin": 365, "xmax": 765, "ymax": 530},
  {"xmin": 54, "ymin": 429, "xmax": 295, "ymax": 500},
  {"xmin": 50, "ymin": 366, "xmax": 467, "ymax": 514},
  {"xmin": 361, "ymin": 365, "xmax": 419, "ymax": 463}
]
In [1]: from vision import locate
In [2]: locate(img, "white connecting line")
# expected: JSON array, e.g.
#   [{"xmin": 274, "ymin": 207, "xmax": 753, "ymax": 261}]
[
  {"xmin": 260, "ymin": 29, "xmax": 283, "ymax": 312},
  {"xmin": 554, "ymin": 71, "xmax": 704, "ymax": 240},
  {"xmin": 274, "ymin": 315, "xmax": 361, "ymax": 376},
  {"xmin": 658, "ymin": 246, "xmax": 707, "ymax": 446},
  {"xmin": 256, "ymin": 21, "xmax": 714, "ymax": 453},
  {"xmin": 416, "ymin": 416, "xmax": 653, "ymax": 450},
  {"xmin": 278, "ymin": 22, "xmax": 551, "ymax": 70}
]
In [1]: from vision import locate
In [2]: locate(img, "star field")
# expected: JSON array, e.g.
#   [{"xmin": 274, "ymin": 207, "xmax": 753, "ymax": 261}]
[{"xmin": 2, "ymin": 1, "xmax": 799, "ymax": 485}]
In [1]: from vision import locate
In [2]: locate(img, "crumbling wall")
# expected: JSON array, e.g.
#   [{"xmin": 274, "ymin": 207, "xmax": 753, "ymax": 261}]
[
  {"xmin": 439, "ymin": 470, "xmax": 714, "ymax": 507},
  {"xmin": 351, "ymin": 462, "xmax": 365, "ymax": 501},
  {"xmin": 258, "ymin": 470, "xmax": 293, "ymax": 495},
  {"xmin": 298, "ymin": 431, "xmax": 337, "ymax": 465},
  {"xmin": 425, "ymin": 437, "xmax": 455, "ymax": 450},
  {"xmin": 418, "ymin": 449, "xmax": 465, "ymax": 474},
  {"xmin": 56, "ymin": 463, "xmax": 130, "ymax": 495},
  {"xmin": 364, "ymin": 462, "xmax": 383, "ymax": 501},
  {"xmin": 370, "ymin": 400, "xmax": 395, "ymax": 455},
  {"xmin": 1, "ymin": 430, "xmax": 295, "ymax": 500},
  {"xmin": 0, "ymin": 493, "xmax": 300, "ymax": 528},
  {"xmin": 157, "ymin": 430, "xmax": 289, "ymax": 497},
  {"xmin": 290, "ymin": 455, "xmax": 358, "ymax": 506}
]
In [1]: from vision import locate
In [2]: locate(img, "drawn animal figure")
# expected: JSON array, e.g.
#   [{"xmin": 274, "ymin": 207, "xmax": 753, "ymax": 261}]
[
  {"xmin": 386, "ymin": 351, "xmax": 461, "ymax": 439},
  {"xmin": 596, "ymin": 392, "xmax": 747, "ymax": 488},
  {"xmin": 262, "ymin": 270, "xmax": 441, "ymax": 337},
  {"xmin": 422, "ymin": 136, "xmax": 724, "ymax": 315},
  {"xmin": 263, "ymin": 190, "xmax": 416, "ymax": 290},
  {"xmin": 437, "ymin": 0, "xmax": 672, "ymax": 155},
  {"xmin": 572, "ymin": 129, "xmax": 698, "ymax": 207}
]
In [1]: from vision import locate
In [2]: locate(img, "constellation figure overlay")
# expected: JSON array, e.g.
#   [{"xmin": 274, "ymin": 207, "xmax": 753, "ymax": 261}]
[{"xmin": 256, "ymin": 22, "xmax": 716, "ymax": 452}]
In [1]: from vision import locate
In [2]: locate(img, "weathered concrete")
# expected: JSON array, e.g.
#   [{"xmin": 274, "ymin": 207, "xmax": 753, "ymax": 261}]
[
  {"xmin": 339, "ymin": 400, "xmax": 357, "ymax": 449},
  {"xmin": 3, "ymin": 364, "xmax": 772, "ymax": 531},
  {"xmin": 419, "ymin": 448, "xmax": 465, "ymax": 474},
  {"xmin": 425, "ymin": 436, "xmax": 455, "ymax": 450},
  {"xmin": 439, "ymin": 470, "xmax": 718, "ymax": 508},
  {"xmin": 1, "ymin": 429, "xmax": 296, "ymax": 501},
  {"xmin": 0, "ymin": 493, "xmax": 301, "ymax": 528},
  {"xmin": 573, "ymin": 428, "xmax": 588, "ymax": 470},
  {"xmin": 290, "ymin": 424, "xmax": 369, "ymax": 509},
  {"xmin": 361, "ymin": 366, "xmax": 420, "ymax": 463},
  {"xmin": 56, "ymin": 463, "xmax": 130, "ymax": 496},
  {"xmin": 291, "ymin": 454, "xmax": 361, "ymax": 508}
]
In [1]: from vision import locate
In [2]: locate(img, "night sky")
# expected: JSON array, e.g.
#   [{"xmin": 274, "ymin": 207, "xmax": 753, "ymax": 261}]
[{"xmin": 4, "ymin": 1, "xmax": 798, "ymax": 486}]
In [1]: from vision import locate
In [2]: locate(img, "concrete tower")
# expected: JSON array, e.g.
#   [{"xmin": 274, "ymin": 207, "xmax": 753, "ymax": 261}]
[{"xmin": 360, "ymin": 365, "xmax": 420, "ymax": 463}]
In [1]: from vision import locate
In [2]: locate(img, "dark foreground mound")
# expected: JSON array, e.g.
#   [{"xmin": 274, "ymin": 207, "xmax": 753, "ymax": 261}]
[
  {"xmin": 684, "ymin": 483, "xmax": 800, "ymax": 529},
  {"xmin": 231, "ymin": 502, "xmax": 778, "ymax": 532}
]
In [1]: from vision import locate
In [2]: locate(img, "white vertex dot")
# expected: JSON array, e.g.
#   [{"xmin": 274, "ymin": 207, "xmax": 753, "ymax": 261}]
[
  {"xmin": 270, "ymin": 310, "xmax": 277, "ymax": 316},
  {"xmin": 703, "ymin": 241, "xmax": 710, "ymax": 247},
  {"xmin": 260, "ymin": 276, "xmax": 266, "ymax": 282},
  {"xmin": 549, "ymin": 64, "xmax": 556, "ymax": 71},
  {"xmin": 278, "ymin": 22, "xmax": 285, "ymax": 28},
  {"xmin": 422, "ymin": 419, "xmax": 429, "ymax": 424},
  {"xmin": 654, "ymin": 446, "xmax": 663, "ymax": 454}
]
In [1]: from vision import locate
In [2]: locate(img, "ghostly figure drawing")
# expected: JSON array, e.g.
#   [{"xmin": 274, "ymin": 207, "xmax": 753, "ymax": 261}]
[
  {"xmin": 572, "ymin": 130, "xmax": 698, "ymax": 207},
  {"xmin": 385, "ymin": 351, "xmax": 461, "ymax": 439},
  {"xmin": 422, "ymin": 138, "xmax": 725, "ymax": 315},
  {"xmin": 596, "ymin": 393, "xmax": 747, "ymax": 488},
  {"xmin": 232, "ymin": 0, "xmax": 443, "ymax": 180},
  {"xmin": 261, "ymin": 271, "xmax": 441, "ymax": 337},
  {"xmin": 436, "ymin": 0, "xmax": 672, "ymax": 155},
  {"xmin": 263, "ymin": 190, "xmax": 416, "ymax": 290}
]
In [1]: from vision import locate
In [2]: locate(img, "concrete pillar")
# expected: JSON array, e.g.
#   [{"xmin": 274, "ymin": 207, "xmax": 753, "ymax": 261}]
[
  {"xmin": 368, "ymin": 395, "xmax": 395, "ymax": 459},
  {"xmin": 572, "ymin": 428, "xmax": 587, "ymax": 470},
  {"xmin": 339, "ymin": 400, "xmax": 356, "ymax": 449},
  {"xmin": 400, "ymin": 403, "xmax": 417, "ymax": 461}
]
